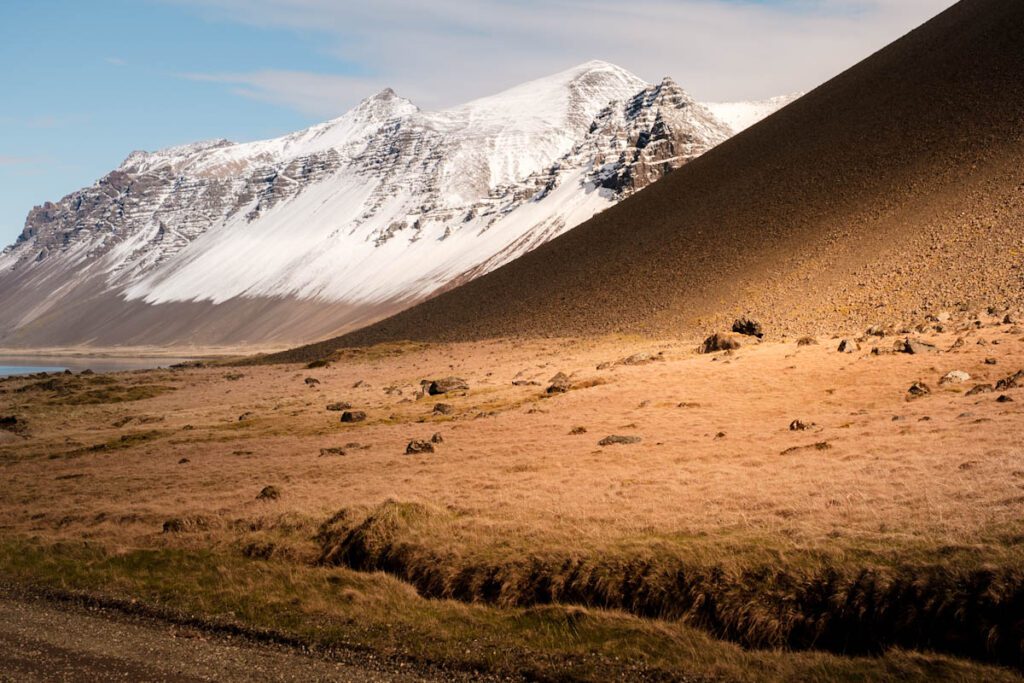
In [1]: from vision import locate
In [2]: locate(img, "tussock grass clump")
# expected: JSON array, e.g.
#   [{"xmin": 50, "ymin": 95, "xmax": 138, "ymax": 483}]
[{"xmin": 316, "ymin": 501, "xmax": 1024, "ymax": 669}]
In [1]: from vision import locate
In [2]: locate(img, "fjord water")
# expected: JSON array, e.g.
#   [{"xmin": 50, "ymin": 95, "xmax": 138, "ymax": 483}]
[{"xmin": 0, "ymin": 356, "xmax": 196, "ymax": 378}]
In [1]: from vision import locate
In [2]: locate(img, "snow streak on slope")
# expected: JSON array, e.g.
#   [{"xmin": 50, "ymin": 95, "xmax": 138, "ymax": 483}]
[
  {"xmin": 703, "ymin": 94, "xmax": 802, "ymax": 134},
  {"xmin": 0, "ymin": 61, "xmax": 795, "ymax": 345}
]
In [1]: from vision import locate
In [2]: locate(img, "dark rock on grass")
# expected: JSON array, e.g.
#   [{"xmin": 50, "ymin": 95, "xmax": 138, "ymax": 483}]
[
  {"xmin": 433, "ymin": 403, "xmax": 454, "ymax": 415},
  {"xmin": 546, "ymin": 372, "xmax": 572, "ymax": 394},
  {"xmin": 319, "ymin": 447, "xmax": 346, "ymax": 456},
  {"xmin": 326, "ymin": 402, "xmax": 352, "ymax": 411},
  {"xmin": 966, "ymin": 384, "xmax": 994, "ymax": 396},
  {"xmin": 428, "ymin": 377, "xmax": 468, "ymax": 395},
  {"xmin": 621, "ymin": 352, "xmax": 661, "ymax": 365},
  {"xmin": 598, "ymin": 435, "xmax": 641, "ymax": 447},
  {"xmin": 405, "ymin": 439, "xmax": 435, "ymax": 454},
  {"xmin": 781, "ymin": 442, "xmax": 832, "ymax": 455},
  {"xmin": 569, "ymin": 426, "xmax": 587, "ymax": 435},
  {"xmin": 238, "ymin": 412, "xmax": 255, "ymax": 422},
  {"xmin": 895, "ymin": 337, "xmax": 938, "ymax": 354},
  {"xmin": 995, "ymin": 370, "xmax": 1024, "ymax": 391},
  {"xmin": 907, "ymin": 382, "xmax": 931, "ymax": 399},
  {"xmin": 162, "ymin": 516, "xmax": 212, "ymax": 533},
  {"xmin": 430, "ymin": 432, "xmax": 444, "ymax": 444},
  {"xmin": 340, "ymin": 411, "xmax": 367, "ymax": 423},
  {"xmin": 796, "ymin": 336, "xmax": 818, "ymax": 346},
  {"xmin": 304, "ymin": 377, "xmax": 321, "ymax": 387},
  {"xmin": 732, "ymin": 317, "xmax": 764, "ymax": 339},
  {"xmin": 837, "ymin": 338, "xmax": 859, "ymax": 353},
  {"xmin": 257, "ymin": 485, "xmax": 280, "ymax": 501},
  {"xmin": 997, "ymin": 394, "xmax": 1015, "ymax": 403},
  {"xmin": 789, "ymin": 419, "xmax": 813, "ymax": 431},
  {"xmin": 699, "ymin": 332, "xmax": 742, "ymax": 354},
  {"xmin": 306, "ymin": 359, "xmax": 331, "ymax": 369}
]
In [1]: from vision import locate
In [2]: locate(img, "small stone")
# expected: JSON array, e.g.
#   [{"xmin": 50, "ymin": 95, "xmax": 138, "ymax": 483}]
[
  {"xmin": 896, "ymin": 338, "xmax": 937, "ymax": 354},
  {"xmin": 405, "ymin": 439, "xmax": 435, "ymax": 454},
  {"xmin": 178, "ymin": 457, "xmax": 190, "ymax": 464},
  {"xmin": 433, "ymin": 403, "xmax": 454, "ymax": 415},
  {"xmin": 985, "ymin": 358, "xmax": 998, "ymax": 365},
  {"xmin": 304, "ymin": 377, "xmax": 321, "ymax": 386},
  {"xmin": 732, "ymin": 317, "xmax": 764, "ymax": 339},
  {"xmin": 430, "ymin": 432, "xmax": 444, "ymax": 444},
  {"xmin": 789, "ymin": 419, "xmax": 812, "ymax": 431},
  {"xmin": 699, "ymin": 332, "xmax": 743, "ymax": 354},
  {"xmin": 569, "ymin": 426, "xmax": 587, "ymax": 435},
  {"xmin": 965, "ymin": 384, "xmax": 994, "ymax": 396},
  {"xmin": 319, "ymin": 447, "xmax": 346, "ymax": 456},
  {"xmin": 428, "ymin": 377, "xmax": 469, "ymax": 395},
  {"xmin": 997, "ymin": 395, "xmax": 1014, "ymax": 403},
  {"xmin": 546, "ymin": 372, "xmax": 572, "ymax": 394},
  {"xmin": 598, "ymin": 435, "xmax": 641, "ymax": 447},
  {"xmin": 340, "ymin": 411, "xmax": 367, "ymax": 423},
  {"xmin": 326, "ymin": 402, "xmax": 352, "ymax": 411},
  {"xmin": 257, "ymin": 485, "xmax": 280, "ymax": 501},
  {"xmin": 995, "ymin": 370, "xmax": 1024, "ymax": 391},
  {"xmin": 939, "ymin": 370, "xmax": 971, "ymax": 385},
  {"xmin": 238, "ymin": 412, "xmax": 255, "ymax": 422},
  {"xmin": 837, "ymin": 339, "xmax": 859, "ymax": 353},
  {"xmin": 796, "ymin": 337, "xmax": 818, "ymax": 347},
  {"xmin": 907, "ymin": 381, "xmax": 931, "ymax": 399}
]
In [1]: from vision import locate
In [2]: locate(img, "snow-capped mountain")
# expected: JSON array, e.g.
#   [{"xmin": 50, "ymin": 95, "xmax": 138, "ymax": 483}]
[{"xmin": 0, "ymin": 61, "xmax": 796, "ymax": 348}]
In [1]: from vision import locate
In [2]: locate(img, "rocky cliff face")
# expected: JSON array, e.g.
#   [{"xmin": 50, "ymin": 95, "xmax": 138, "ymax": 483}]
[{"xmin": 0, "ymin": 61, "xmax": 794, "ymax": 348}]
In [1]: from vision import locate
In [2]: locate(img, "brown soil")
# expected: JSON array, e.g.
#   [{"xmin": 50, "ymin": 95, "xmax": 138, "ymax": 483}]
[{"xmin": 279, "ymin": 0, "xmax": 1024, "ymax": 363}]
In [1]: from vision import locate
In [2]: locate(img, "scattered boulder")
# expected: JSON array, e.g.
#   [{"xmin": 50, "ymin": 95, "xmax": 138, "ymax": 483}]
[
  {"xmin": 837, "ymin": 339, "xmax": 859, "ymax": 353},
  {"xmin": 621, "ymin": 352, "xmax": 661, "ymax": 366},
  {"xmin": 907, "ymin": 382, "xmax": 931, "ymax": 399},
  {"xmin": 569, "ymin": 426, "xmax": 587, "ymax": 435},
  {"xmin": 512, "ymin": 379, "xmax": 541, "ymax": 386},
  {"xmin": 405, "ymin": 439, "xmax": 435, "ymax": 455},
  {"xmin": 433, "ymin": 403, "xmax": 454, "ymax": 415},
  {"xmin": 319, "ymin": 447, "xmax": 346, "ymax": 457},
  {"xmin": 257, "ymin": 485, "xmax": 280, "ymax": 501},
  {"xmin": 965, "ymin": 384, "xmax": 994, "ymax": 396},
  {"xmin": 0, "ymin": 415, "xmax": 23, "ymax": 433},
  {"xmin": 598, "ymin": 435, "xmax": 641, "ymax": 447},
  {"xmin": 995, "ymin": 370, "xmax": 1024, "ymax": 391},
  {"xmin": 789, "ymin": 419, "xmax": 813, "ymax": 431},
  {"xmin": 304, "ymin": 377, "xmax": 321, "ymax": 387},
  {"xmin": 428, "ymin": 377, "xmax": 469, "ymax": 395},
  {"xmin": 866, "ymin": 325, "xmax": 887, "ymax": 337},
  {"xmin": 985, "ymin": 358, "xmax": 998, "ymax": 365},
  {"xmin": 340, "ymin": 411, "xmax": 367, "ymax": 423},
  {"xmin": 546, "ymin": 372, "xmax": 572, "ymax": 394},
  {"xmin": 699, "ymin": 333, "xmax": 742, "ymax": 354},
  {"xmin": 326, "ymin": 402, "xmax": 352, "ymax": 411},
  {"xmin": 238, "ymin": 412, "xmax": 255, "ymax": 422},
  {"xmin": 940, "ymin": 370, "xmax": 971, "ymax": 385},
  {"xmin": 306, "ymin": 359, "xmax": 331, "ymax": 369},
  {"xmin": 796, "ymin": 337, "xmax": 818, "ymax": 347},
  {"xmin": 895, "ymin": 338, "xmax": 937, "ymax": 354},
  {"xmin": 430, "ymin": 432, "xmax": 444, "ymax": 444},
  {"xmin": 997, "ymin": 395, "xmax": 1015, "ymax": 403},
  {"xmin": 732, "ymin": 317, "xmax": 764, "ymax": 339},
  {"xmin": 178, "ymin": 457, "xmax": 190, "ymax": 464},
  {"xmin": 1004, "ymin": 313, "xmax": 1019, "ymax": 325},
  {"xmin": 780, "ymin": 442, "xmax": 831, "ymax": 456}
]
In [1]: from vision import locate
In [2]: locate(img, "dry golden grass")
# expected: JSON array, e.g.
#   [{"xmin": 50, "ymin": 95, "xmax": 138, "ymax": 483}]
[{"xmin": 2, "ymin": 313, "xmax": 1024, "ymax": 677}]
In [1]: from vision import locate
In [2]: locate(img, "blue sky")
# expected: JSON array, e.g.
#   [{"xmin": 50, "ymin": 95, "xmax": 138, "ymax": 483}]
[{"xmin": 0, "ymin": 0, "xmax": 953, "ymax": 247}]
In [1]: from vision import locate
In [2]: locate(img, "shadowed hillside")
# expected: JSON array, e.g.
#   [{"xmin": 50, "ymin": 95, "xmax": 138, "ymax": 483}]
[{"xmin": 275, "ymin": 0, "xmax": 1024, "ymax": 363}]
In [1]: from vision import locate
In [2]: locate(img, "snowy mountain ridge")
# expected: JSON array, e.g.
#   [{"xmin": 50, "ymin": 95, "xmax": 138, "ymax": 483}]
[{"xmin": 0, "ymin": 61, "xmax": 799, "ymax": 347}]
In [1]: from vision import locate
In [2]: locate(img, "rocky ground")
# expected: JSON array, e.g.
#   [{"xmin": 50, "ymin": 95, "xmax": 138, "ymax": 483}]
[{"xmin": 2, "ymin": 309, "xmax": 1024, "ymax": 680}]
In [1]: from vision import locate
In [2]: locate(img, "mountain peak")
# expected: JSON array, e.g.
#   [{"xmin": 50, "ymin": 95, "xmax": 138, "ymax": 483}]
[{"xmin": 350, "ymin": 86, "xmax": 418, "ymax": 120}]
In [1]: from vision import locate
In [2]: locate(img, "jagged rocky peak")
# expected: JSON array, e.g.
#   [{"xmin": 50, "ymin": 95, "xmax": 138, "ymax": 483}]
[{"xmin": 0, "ymin": 60, "xmax": 797, "ymax": 347}]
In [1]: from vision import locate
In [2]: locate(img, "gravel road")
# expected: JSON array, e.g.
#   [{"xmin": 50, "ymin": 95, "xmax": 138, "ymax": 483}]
[{"xmin": 0, "ymin": 595, "xmax": 438, "ymax": 682}]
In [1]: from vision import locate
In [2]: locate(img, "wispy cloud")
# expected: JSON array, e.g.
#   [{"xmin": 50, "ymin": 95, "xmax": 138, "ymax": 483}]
[
  {"xmin": 164, "ymin": 0, "xmax": 956, "ymax": 115},
  {"xmin": 0, "ymin": 156, "xmax": 37, "ymax": 166},
  {"xmin": 181, "ymin": 70, "xmax": 378, "ymax": 118}
]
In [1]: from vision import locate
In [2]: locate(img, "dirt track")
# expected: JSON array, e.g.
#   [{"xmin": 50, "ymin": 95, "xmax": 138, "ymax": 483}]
[{"xmin": 0, "ymin": 594, "xmax": 430, "ymax": 683}]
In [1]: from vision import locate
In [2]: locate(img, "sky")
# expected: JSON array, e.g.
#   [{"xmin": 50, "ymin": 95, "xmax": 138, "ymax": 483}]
[{"xmin": 0, "ymin": 0, "xmax": 956, "ymax": 247}]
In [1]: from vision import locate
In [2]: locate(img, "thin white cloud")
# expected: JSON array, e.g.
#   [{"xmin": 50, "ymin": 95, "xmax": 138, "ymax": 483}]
[
  {"xmin": 182, "ymin": 70, "xmax": 378, "ymax": 117},
  {"xmin": 165, "ymin": 0, "xmax": 956, "ymax": 114},
  {"xmin": 0, "ymin": 156, "xmax": 36, "ymax": 166}
]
